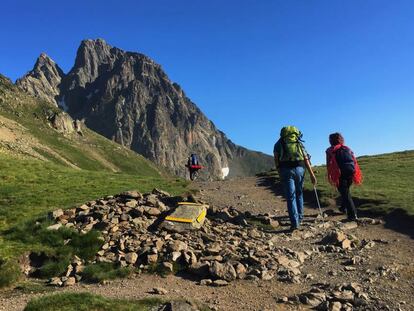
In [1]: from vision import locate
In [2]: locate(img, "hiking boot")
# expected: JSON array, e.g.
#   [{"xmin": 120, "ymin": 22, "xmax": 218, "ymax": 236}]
[{"xmin": 339, "ymin": 206, "xmax": 346, "ymax": 214}]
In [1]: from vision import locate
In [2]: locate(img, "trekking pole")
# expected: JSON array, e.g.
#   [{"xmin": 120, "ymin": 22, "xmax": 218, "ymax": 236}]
[
  {"xmin": 307, "ymin": 154, "xmax": 324, "ymax": 222},
  {"xmin": 313, "ymin": 186, "xmax": 324, "ymax": 221}
]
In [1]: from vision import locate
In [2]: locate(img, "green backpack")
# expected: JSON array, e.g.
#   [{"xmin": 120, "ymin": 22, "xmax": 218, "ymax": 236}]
[{"xmin": 278, "ymin": 126, "xmax": 306, "ymax": 162}]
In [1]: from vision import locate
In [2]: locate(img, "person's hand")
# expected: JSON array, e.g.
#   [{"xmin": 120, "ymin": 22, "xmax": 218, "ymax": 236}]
[{"xmin": 310, "ymin": 174, "xmax": 317, "ymax": 186}]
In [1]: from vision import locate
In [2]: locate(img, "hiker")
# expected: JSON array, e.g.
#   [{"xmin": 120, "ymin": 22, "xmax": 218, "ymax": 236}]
[
  {"xmin": 326, "ymin": 132, "xmax": 362, "ymax": 221},
  {"xmin": 274, "ymin": 126, "xmax": 317, "ymax": 231},
  {"xmin": 186, "ymin": 153, "xmax": 202, "ymax": 180}
]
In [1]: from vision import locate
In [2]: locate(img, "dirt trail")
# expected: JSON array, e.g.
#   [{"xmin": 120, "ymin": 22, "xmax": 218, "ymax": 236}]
[{"xmin": 1, "ymin": 176, "xmax": 413, "ymax": 311}]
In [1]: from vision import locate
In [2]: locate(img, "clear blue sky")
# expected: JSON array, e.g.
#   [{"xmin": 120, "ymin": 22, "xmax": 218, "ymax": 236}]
[{"xmin": 1, "ymin": 0, "xmax": 413, "ymax": 164}]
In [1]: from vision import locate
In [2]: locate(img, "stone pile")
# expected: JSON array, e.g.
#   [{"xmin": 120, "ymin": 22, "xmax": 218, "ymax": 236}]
[
  {"xmin": 44, "ymin": 190, "xmax": 385, "ymax": 290},
  {"xmin": 46, "ymin": 189, "xmax": 311, "ymax": 286},
  {"xmin": 317, "ymin": 230, "xmax": 355, "ymax": 252}
]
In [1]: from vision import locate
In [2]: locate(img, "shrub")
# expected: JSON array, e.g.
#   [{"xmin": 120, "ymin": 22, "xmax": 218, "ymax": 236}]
[
  {"xmin": 6, "ymin": 218, "xmax": 104, "ymax": 280},
  {"xmin": 32, "ymin": 229, "xmax": 103, "ymax": 279},
  {"xmin": 67, "ymin": 230, "xmax": 103, "ymax": 261},
  {"xmin": 0, "ymin": 258, "xmax": 21, "ymax": 288},
  {"xmin": 35, "ymin": 258, "xmax": 70, "ymax": 279}
]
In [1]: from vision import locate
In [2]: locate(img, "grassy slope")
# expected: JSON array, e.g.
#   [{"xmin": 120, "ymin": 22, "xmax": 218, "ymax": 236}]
[
  {"xmin": 0, "ymin": 75, "xmax": 160, "ymax": 175},
  {"xmin": 24, "ymin": 292, "xmax": 163, "ymax": 311},
  {"xmin": 23, "ymin": 292, "xmax": 210, "ymax": 311},
  {"xmin": 0, "ymin": 75, "xmax": 188, "ymax": 259},
  {"xmin": 306, "ymin": 150, "xmax": 414, "ymax": 216}
]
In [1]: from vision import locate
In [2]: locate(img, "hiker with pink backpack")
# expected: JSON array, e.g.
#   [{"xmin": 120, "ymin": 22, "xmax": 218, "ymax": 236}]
[{"xmin": 326, "ymin": 133, "xmax": 363, "ymax": 221}]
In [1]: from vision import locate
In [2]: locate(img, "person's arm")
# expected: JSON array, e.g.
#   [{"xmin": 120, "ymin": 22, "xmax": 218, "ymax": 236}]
[
  {"xmin": 299, "ymin": 142, "xmax": 316, "ymax": 185},
  {"xmin": 273, "ymin": 151, "xmax": 280, "ymax": 171},
  {"xmin": 273, "ymin": 142, "xmax": 280, "ymax": 174},
  {"xmin": 274, "ymin": 152, "xmax": 282, "ymax": 179},
  {"xmin": 325, "ymin": 148, "xmax": 331, "ymax": 167},
  {"xmin": 304, "ymin": 156, "xmax": 317, "ymax": 185}
]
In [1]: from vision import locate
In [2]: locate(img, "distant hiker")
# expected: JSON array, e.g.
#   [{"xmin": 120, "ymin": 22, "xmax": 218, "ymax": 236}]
[
  {"xmin": 274, "ymin": 126, "xmax": 317, "ymax": 231},
  {"xmin": 326, "ymin": 133, "xmax": 362, "ymax": 221},
  {"xmin": 186, "ymin": 153, "xmax": 203, "ymax": 180}
]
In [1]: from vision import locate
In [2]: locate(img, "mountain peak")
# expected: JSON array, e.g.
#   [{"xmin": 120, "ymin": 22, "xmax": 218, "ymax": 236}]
[
  {"xmin": 33, "ymin": 53, "xmax": 59, "ymax": 70},
  {"xmin": 16, "ymin": 53, "xmax": 64, "ymax": 106},
  {"xmin": 39, "ymin": 52, "xmax": 50, "ymax": 59},
  {"xmin": 38, "ymin": 52, "xmax": 49, "ymax": 60},
  {"xmin": 77, "ymin": 38, "xmax": 112, "ymax": 55},
  {"xmin": 70, "ymin": 38, "xmax": 119, "ymax": 86},
  {"xmin": 81, "ymin": 38, "xmax": 109, "ymax": 47}
]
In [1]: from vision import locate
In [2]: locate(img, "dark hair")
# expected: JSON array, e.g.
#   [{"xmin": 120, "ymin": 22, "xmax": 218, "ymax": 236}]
[{"xmin": 329, "ymin": 132, "xmax": 344, "ymax": 146}]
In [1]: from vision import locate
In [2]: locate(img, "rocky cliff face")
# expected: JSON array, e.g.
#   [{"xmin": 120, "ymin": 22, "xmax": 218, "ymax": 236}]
[
  {"xmin": 17, "ymin": 39, "xmax": 273, "ymax": 178},
  {"xmin": 16, "ymin": 53, "xmax": 64, "ymax": 106}
]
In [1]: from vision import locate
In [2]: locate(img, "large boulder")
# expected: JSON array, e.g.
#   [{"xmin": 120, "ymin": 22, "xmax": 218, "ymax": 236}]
[{"xmin": 48, "ymin": 112, "xmax": 82, "ymax": 135}]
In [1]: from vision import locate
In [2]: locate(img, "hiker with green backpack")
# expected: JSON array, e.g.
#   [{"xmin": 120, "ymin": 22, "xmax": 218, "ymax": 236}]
[{"xmin": 274, "ymin": 126, "xmax": 317, "ymax": 231}]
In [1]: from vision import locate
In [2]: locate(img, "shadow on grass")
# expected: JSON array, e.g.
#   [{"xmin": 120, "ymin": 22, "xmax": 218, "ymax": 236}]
[{"xmin": 256, "ymin": 173, "xmax": 414, "ymax": 239}]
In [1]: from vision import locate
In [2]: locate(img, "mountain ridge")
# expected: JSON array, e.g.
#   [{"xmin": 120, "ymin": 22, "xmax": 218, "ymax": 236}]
[{"xmin": 16, "ymin": 39, "xmax": 273, "ymax": 178}]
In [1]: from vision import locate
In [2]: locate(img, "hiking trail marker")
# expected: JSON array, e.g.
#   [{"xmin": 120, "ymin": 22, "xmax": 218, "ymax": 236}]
[{"xmin": 161, "ymin": 202, "xmax": 208, "ymax": 232}]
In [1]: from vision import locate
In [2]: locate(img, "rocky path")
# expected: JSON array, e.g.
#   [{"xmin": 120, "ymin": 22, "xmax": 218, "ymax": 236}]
[{"xmin": 1, "ymin": 176, "xmax": 413, "ymax": 311}]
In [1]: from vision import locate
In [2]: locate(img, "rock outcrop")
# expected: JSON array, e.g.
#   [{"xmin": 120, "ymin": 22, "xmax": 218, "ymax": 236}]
[
  {"xmin": 17, "ymin": 39, "xmax": 273, "ymax": 178},
  {"xmin": 48, "ymin": 112, "xmax": 83, "ymax": 135}
]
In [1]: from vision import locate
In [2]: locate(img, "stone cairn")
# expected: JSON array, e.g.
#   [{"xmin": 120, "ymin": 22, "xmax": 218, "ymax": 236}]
[
  {"xmin": 45, "ymin": 189, "xmax": 314, "ymax": 287},
  {"xmin": 44, "ymin": 188, "xmax": 385, "ymax": 311}
]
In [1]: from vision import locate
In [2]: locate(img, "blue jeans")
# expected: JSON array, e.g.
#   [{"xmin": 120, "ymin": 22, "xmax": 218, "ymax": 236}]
[{"xmin": 280, "ymin": 166, "xmax": 305, "ymax": 228}]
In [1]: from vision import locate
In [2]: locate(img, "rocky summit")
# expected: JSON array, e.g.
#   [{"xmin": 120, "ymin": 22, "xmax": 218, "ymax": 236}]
[
  {"xmin": 16, "ymin": 53, "xmax": 64, "ymax": 106},
  {"xmin": 17, "ymin": 39, "xmax": 273, "ymax": 178}
]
